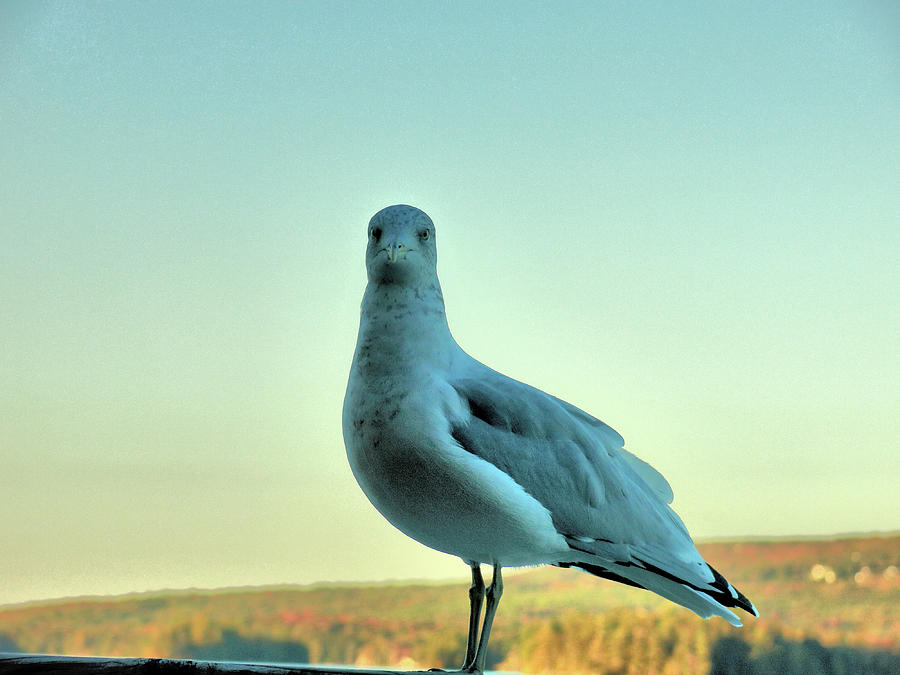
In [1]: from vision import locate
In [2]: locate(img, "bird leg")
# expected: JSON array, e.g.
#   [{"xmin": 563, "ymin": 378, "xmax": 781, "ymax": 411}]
[
  {"xmin": 471, "ymin": 565, "xmax": 503, "ymax": 673},
  {"xmin": 461, "ymin": 563, "xmax": 485, "ymax": 671}
]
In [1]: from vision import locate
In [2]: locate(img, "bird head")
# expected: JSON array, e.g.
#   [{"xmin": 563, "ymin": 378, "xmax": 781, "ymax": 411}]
[{"xmin": 365, "ymin": 205, "xmax": 437, "ymax": 286}]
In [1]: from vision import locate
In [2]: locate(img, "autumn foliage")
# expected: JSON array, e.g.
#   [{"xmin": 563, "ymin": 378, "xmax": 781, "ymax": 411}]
[{"xmin": 1, "ymin": 534, "xmax": 897, "ymax": 674}]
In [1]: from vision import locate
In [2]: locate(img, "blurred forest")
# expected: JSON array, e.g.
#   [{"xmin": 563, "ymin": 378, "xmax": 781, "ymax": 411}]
[{"xmin": 1, "ymin": 534, "xmax": 898, "ymax": 674}]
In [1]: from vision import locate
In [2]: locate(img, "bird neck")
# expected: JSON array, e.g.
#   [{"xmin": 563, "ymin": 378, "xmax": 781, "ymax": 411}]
[{"xmin": 354, "ymin": 280, "xmax": 456, "ymax": 378}]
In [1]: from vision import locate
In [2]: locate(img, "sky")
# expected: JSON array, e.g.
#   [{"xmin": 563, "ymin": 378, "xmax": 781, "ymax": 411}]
[{"xmin": 1, "ymin": 1, "xmax": 898, "ymax": 607}]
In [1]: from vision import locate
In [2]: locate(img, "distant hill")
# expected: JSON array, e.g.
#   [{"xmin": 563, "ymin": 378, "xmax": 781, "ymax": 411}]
[{"xmin": 1, "ymin": 534, "xmax": 898, "ymax": 674}]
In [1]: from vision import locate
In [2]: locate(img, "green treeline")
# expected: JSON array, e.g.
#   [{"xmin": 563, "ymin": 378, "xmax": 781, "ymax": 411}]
[{"xmin": 0, "ymin": 535, "xmax": 897, "ymax": 674}]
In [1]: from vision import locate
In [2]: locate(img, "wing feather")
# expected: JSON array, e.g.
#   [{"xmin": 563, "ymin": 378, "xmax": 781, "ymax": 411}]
[
  {"xmin": 446, "ymin": 363, "xmax": 757, "ymax": 622},
  {"xmin": 448, "ymin": 367, "xmax": 683, "ymax": 545}
]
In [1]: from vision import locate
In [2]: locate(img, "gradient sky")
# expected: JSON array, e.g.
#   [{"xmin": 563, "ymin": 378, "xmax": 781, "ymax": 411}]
[{"xmin": 1, "ymin": 1, "xmax": 898, "ymax": 607}]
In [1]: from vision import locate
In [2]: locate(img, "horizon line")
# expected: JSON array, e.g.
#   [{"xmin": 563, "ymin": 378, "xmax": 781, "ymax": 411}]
[{"xmin": 3, "ymin": 528, "xmax": 897, "ymax": 612}]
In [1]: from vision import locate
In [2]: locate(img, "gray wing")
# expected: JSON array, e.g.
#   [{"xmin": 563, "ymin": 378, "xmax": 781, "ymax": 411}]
[
  {"xmin": 449, "ymin": 361, "xmax": 757, "ymax": 625},
  {"xmin": 446, "ymin": 364, "xmax": 757, "ymax": 625},
  {"xmin": 447, "ymin": 366, "xmax": 686, "ymax": 550}
]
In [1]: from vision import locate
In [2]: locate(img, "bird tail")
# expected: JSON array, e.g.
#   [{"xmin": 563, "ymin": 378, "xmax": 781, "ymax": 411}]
[{"xmin": 559, "ymin": 539, "xmax": 758, "ymax": 626}]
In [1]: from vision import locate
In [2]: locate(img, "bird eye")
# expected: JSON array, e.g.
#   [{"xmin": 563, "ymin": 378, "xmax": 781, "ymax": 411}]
[
  {"xmin": 371, "ymin": 227, "xmax": 382, "ymax": 242},
  {"xmin": 419, "ymin": 229, "xmax": 430, "ymax": 240}
]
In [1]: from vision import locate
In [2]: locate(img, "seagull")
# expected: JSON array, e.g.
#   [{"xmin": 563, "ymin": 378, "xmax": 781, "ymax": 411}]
[{"xmin": 342, "ymin": 205, "xmax": 757, "ymax": 673}]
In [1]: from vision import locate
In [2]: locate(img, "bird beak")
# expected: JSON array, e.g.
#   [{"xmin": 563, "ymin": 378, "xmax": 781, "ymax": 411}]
[{"xmin": 385, "ymin": 238, "xmax": 408, "ymax": 263}]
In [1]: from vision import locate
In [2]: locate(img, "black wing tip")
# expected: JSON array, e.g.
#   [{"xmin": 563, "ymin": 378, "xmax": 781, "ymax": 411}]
[
  {"xmin": 629, "ymin": 557, "xmax": 758, "ymax": 618},
  {"xmin": 707, "ymin": 563, "xmax": 758, "ymax": 616},
  {"xmin": 558, "ymin": 559, "xmax": 759, "ymax": 619},
  {"xmin": 561, "ymin": 538, "xmax": 758, "ymax": 618}
]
